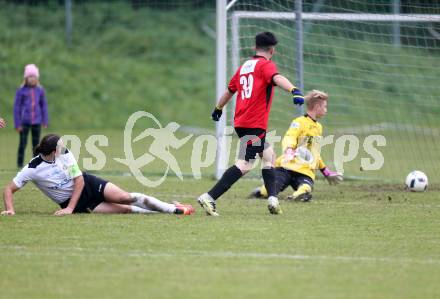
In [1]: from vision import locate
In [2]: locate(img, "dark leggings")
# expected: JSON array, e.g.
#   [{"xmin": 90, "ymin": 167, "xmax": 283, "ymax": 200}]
[{"xmin": 17, "ymin": 124, "xmax": 41, "ymax": 167}]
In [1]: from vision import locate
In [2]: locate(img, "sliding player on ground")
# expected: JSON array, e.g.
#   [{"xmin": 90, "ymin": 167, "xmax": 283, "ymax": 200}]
[
  {"xmin": 198, "ymin": 31, "xmax": 305, "ymax": 216},
  {"xmin": 2, "ymin": 134, "xmax": 194, "ymax": 216},
  {"xmin": 250, "ymin": 90, "xmax": 342, "ymax": 201}
]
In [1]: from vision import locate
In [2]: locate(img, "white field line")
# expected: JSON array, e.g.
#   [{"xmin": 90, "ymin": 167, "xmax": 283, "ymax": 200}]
[{"xmin": 0, "ymin": 245, "xmax": 439, "ymax": 266}]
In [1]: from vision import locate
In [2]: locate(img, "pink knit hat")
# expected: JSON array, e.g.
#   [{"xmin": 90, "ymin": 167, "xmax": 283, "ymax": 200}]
[{"xmin": 24, "ymin": 64, "xmax": 39, "ymax": 78}]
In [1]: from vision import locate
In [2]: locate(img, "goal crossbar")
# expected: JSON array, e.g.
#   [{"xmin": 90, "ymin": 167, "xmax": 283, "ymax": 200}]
[{"xmin": 232, "ymin": 12, "xmax": 440, "ymax": 22}]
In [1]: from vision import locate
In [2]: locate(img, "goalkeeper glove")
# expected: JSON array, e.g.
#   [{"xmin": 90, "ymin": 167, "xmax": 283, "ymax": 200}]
[
  {"xmin": 282, "ymin": 147, "xmax": 296, "ymax": 163},
  {"xmin": 211, "ymin": 106, "xmax": 223, "ymax": 121},
  {"xmin": 291, "ymin": 87, "xmax": 304, "ymax": 105},
  {"xmin": 320, "ymin": 167, "xmax": 343, "ymax": 185}
]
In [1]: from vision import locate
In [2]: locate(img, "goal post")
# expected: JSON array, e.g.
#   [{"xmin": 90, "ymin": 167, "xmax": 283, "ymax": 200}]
[{"xmin": 215, "ymin": 0, "xmax": 229, "ymax": 180}]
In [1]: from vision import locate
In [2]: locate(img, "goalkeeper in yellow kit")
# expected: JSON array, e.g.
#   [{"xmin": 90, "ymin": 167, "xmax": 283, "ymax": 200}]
[{"xmin": 250, "ymin": 90, "xmax": 342, "ymax": 202}]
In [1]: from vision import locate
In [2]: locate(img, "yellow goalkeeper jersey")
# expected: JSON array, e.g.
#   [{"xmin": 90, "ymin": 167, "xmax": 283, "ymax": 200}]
[{"xmin": 275, "ymin": 114, "xmax": 326, "ymax": 180}]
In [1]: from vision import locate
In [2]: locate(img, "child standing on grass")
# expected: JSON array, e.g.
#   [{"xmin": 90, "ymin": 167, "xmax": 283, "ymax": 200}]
[{"xmin": 14, "ymin": 64, "xmax": 49, "ymax": 168}]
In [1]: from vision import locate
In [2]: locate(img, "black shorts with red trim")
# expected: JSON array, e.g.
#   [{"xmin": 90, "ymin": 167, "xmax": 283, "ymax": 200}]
[
  {"xmin": 235, "ymin": 127, "xmax": 268, "ymax": 162},
  {"xmin": 59, "ymin": 173, "xmax": 108, "ymax": 213}
]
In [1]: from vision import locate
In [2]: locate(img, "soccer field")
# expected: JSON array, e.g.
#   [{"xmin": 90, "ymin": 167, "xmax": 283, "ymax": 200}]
[
  {"xmin": 1, "ymin": 135, "xmax": 440, "ymax": 298},
  {"xmin": 1, "ymin": 1, "xmax": 440, "ymax": 297}
]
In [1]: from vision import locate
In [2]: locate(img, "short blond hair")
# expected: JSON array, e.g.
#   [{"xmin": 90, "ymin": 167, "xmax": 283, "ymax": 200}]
[{"xmin": 306, "ymin": 90, "xmax": 328, "ymax": 109}]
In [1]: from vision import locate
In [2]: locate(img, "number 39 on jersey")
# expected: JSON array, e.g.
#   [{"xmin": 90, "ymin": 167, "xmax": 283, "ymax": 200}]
[
  {"xmin": 240, "ymin": 74, "xmax": 253, "ymax": 99},
  {"xmin": 239, "ymin": 59, "xmax": 258, "ymax": 100}
]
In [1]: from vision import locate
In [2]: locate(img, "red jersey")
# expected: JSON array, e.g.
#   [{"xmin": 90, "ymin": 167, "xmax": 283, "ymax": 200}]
[{"xmin": 228, "ymin": 56, "xmax": 278, "ymax": 130}]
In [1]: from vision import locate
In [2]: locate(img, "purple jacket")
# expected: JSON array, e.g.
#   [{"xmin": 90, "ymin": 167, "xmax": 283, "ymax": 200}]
[{"xmin": 14, "ymin": 85, "xmax": 49, "ymax": 128}]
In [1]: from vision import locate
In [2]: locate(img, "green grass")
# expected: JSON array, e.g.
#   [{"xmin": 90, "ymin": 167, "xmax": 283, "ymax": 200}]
[
  {"xmin": 1, "ymin": 2, "xmax": 440, "ymax": 183},
  {"xmin": 2, "ymin": 2, "xmax": 440, "ymax": 131},
  {"xmin": 1, "ymin": 129, "xmax": 440, "ymax": 298},
  {"xmin": 1, "ymin": 126, "xmax": 440, "ymax": 184},
  {"xmin": 1, "ymin": 175, "xmax": 440, "ymax": 299},
  {"xmin": 1, "ymin": 3, "xmax": 440, "ymax": 297}
]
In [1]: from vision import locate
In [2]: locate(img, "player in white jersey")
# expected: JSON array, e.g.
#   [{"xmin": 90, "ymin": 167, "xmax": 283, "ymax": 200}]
[{"xmin": 1, "ymin": 134, "xmax": 194, "ymax": 216}]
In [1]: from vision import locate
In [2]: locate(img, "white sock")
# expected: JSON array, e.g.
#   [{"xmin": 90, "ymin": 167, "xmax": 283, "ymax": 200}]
[
  {"xmin": 130, "ymin": 193, "xmax": 176, "ymax": 214},
  {"xmin": 268, "ymin": 196, "xmax": 279, "ymax": 205},
  {"xmin": 199, "ymin": 193, "xmax": 214, "ymax": 202},
  {"xmin": 130, "ymin": 206, "xmax": 159, "ymax": 214}
]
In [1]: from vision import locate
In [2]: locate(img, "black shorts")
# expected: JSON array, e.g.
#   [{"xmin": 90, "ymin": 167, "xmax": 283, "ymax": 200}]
[
  {"xmin": 235, "ymin": 127, "xmax": 268, "ymax": 162},
  {"xmin": 273, "ymin": 167, "xmax": 314, "ymax": 194},
  {"xmin": 60, "ymin": 173, "xmax": 109, "ymax": 213}
]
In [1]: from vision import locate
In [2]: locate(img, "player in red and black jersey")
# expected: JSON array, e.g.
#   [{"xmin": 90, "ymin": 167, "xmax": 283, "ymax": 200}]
[{"xmin": 198, "ymin": 32, "xmax": 304, "ymax": 216}]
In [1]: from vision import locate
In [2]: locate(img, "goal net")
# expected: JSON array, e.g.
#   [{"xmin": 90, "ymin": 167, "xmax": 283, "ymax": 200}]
[{"xmin": 223, "ymin": 0, "xmax": 440, "ymax": 183}]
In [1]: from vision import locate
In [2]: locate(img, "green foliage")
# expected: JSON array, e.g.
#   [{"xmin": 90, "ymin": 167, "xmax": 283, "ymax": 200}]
[
  {"xmin": 2, "ymin": 2, "xmax": 440, "ymax": 132},
  {"xmin": 0, "ymin": 2, "xmax": 215, "ymax": 129}
]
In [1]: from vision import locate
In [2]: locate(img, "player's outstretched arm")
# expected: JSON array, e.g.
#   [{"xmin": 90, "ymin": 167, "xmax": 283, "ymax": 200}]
[
  {"xmin": 212, "ymin": 89, "xmax": 234, "ymax": 121},
  {"xmin": 1, "ymin": 182, "xmax": 19, "ymax": 215},
  {"xmin": 54, "ymin": 175, "xmax": 84, "ymax": 216},
  {"xmin": 273, "ymin": 74, "xmax": 304, "ymax": 105}
]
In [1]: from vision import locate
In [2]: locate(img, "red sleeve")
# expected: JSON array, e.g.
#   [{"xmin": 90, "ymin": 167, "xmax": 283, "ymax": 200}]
[
  {"xmin": 261, "ymin": 61, "xmax": 278, "ymax": 85},
  {"xmin": 227, "ymin": 69, "xmax": 240, "ymax": 93}
]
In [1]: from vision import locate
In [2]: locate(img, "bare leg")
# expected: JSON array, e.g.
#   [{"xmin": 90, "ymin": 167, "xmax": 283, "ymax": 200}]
[
  {"xmin": 260, "ymin": 145, "xmax": 276, "ymax": 169},
  {"xmin": 99, "ymin": 183, "xmax": 159, "ymax": 214},
  {"xmin": 101, "ymin": 182, "xmax": 186, "ymax": 214},
  {"xmin": 93, "ymin": 202, "xmax": 132, "ymax": 213},
  {"xmin": 103, "ymin": 182, "xmax": 132, "ymax": 204},
  {"xmin": 235, "ymin": 159, "xmax": 254, "ymax": 174}
]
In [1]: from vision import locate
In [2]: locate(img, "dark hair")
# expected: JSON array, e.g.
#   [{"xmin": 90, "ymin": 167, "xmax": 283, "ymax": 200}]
[
  {"xmin": 255, "ymin": 32, "xmax": 278, "ymax": 50},
  {"xmin": 34, "ymin": 134, "xmax": 60, "ymax": 156}
]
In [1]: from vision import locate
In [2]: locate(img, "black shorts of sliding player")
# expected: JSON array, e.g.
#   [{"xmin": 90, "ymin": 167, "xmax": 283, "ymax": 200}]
[
  {"xmin": 235, "ymin": 127, "xmax": 267, "ymax": 162},
  {"xmin": 59, "ymin": 173, "xmax": 109, "ymax": 213},
  {"xmin": 208, "ymin": 165, "xmax": 243, "ymax": 200}
]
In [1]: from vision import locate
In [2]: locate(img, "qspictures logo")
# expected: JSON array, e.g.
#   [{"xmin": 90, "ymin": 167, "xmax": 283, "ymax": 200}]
[
  {"xmin": 61, "ymin": 111, "xmax": 386, "ymax": 187},
  {"xmin": 114, "ymin": 111, "xmax": 192, "ymax": 187}
]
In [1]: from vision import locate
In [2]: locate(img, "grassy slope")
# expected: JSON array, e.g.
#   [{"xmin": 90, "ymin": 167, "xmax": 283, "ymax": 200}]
[
  {"xmin": 0, "ymin": 2, "xmax": 215, "ymax": 129},
  {"xmin": 0, "ymin": 4, "xmax": 439, "ymax": 297},
  {"xmin": 2, "ymin": 3, "xmax": 440, "ymax": 131},
  {"xmin": 1, "ymin": 2, "xmax": 440, "ymax": 184}
]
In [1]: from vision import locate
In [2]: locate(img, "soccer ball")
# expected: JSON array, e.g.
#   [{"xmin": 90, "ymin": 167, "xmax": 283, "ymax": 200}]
[{"xmin": 405, "ymin": 171, "xmax": 428, "ymax": 192}]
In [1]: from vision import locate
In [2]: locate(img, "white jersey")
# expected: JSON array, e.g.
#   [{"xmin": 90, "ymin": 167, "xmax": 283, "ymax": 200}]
[{"xmin": 13, "ymin": 150, "xmax": 82, "ymax": 204}]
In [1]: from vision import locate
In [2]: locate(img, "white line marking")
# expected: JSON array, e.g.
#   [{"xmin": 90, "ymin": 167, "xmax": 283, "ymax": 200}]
[{"xmin": 1, "ymin": 246, "xmax": 439, "ymax": 266}]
